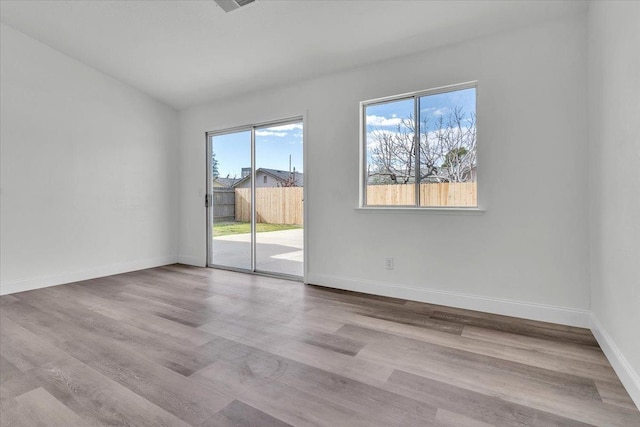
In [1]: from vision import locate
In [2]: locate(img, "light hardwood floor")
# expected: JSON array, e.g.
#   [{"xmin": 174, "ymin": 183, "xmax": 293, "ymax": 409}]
[{"xmin": 1, "ymin": 265, "xmax": 638, "ymax": 426}]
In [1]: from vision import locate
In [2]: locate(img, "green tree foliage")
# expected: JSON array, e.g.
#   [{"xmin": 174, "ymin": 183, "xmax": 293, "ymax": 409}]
[
  {"xmin": 443, "ymin": 147, "xmax": 469, "ymax": 168},
  {"xmin": 211, "ymin": 152, "xmax": 219, "ymax": 178}
]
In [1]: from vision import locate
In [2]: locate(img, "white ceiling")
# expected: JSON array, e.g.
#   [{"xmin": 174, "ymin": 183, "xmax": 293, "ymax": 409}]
[{"xmin": 0, "ymin": 0, "xmax": 587, "ymax": 109}]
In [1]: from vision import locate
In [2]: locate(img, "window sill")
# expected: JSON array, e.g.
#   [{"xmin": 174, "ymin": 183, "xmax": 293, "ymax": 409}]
[{"xmin": 355, "ymin": 206, "xmax": 486, "ymax": 215}]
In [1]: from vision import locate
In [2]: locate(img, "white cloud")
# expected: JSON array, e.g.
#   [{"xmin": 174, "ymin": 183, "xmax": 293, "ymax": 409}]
[
  {"xmin": 268, "ymin": 123, "xmax": 303, "ymax": 131},
  {"xmin": 421, "ymin": 126, "xmax": 476, "ymax": 145},
  {"xmin": 365, "ymin": 130, "xmax": 405, "ymax": 150},
  {"xmin": 255, "ymin": 130, "xmax": 288, "ymax": 137},
  {"xmin": 366, "ymin": 126, "xmax": 476, "ymax": 151},
  {"xmin": 421, "ymin": 107, "xmax": 450, "ymax": 116},
  {"xmin": 366, "ymin": 115, "xmax": 403, "ymax": 127}
]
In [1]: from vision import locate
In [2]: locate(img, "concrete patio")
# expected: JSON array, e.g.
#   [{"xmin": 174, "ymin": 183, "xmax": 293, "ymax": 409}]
[{"xmin": 211, "ymin": 228, "xmax": 303, "ymax": 277}]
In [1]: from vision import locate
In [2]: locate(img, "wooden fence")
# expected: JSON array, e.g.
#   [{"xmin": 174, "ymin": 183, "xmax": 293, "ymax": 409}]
[
  {"xmin": 235, "ymin": 187, "xmax": 304, "ymax": 225},
  {"xmin": 212, "ymin": 188, "xmax": 235, "ymax": 220},
  {"xmin": 233, "ymin": 183, "xmax": 475, "ymax": 226},
  {"xmin": 366, "ymin": 182, "xmax": 477, "ymax": 207}
]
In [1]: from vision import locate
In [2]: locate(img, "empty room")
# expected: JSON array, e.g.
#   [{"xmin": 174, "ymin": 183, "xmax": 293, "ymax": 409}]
[{"xmin": 1, "ymin": 0, "xmax": 639, "ymax": 426}]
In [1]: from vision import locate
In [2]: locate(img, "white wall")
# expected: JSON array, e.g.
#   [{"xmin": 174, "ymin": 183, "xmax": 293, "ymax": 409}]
[
  {"xmin": 588, "ymin": 1, "xmax": 640, "ymax": 407},
  {"xmin": 180, "ymin": 16, "xmax": 591, "ymax": 326},
  {"xmin": 0, "ymin": 23, "xmax": 179, "ymax": 294}
]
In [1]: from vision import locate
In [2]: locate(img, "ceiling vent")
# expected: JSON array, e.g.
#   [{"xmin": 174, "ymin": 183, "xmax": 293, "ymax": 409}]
[{"xmin": 213, "ymin": 0, "xmax": 256, "ymax": 13}]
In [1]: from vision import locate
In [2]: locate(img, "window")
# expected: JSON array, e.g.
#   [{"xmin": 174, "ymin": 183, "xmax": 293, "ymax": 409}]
[
  {"xmin": 263, "ymin": 175, "xmax": 267, "ymax": 184},
  {"xmin": 361, "ymin": 82, "xmax": 477, "ymax": 208}
]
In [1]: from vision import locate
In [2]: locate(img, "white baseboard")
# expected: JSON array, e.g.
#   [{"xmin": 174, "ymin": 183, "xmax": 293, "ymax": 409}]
[
  {"xmin": 306, "ymin": 274, "xmax": 639, "ymax": 408},
  {"xmin": 306, "ymin": 273, "xmax": 591, "ymax": 328},
  {"xmin": 0, "ymin": 255, "xmax": 177, "ymax": 296},
  {"xmin": 591, "ymin": 314, "xmax": 640, "ymax": 409},
  {"xmin": 177, "ymin": 255, "xmax": 206, "ymax": 267}
]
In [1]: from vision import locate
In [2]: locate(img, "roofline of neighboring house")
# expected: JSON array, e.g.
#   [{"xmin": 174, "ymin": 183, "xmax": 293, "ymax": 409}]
[
  {"xmin": 213, "ymin": 177, "xmax": 241, "ymax": 186},
  {"xmin": 232, "ymin": 168, "xmax": 301, "ymax": 187}
]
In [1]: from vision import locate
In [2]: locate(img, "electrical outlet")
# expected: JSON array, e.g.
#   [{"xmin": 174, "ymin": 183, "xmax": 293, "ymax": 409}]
[{"xmin": 385, "ymin": 257, "xmax": 394, "ymax": 270}]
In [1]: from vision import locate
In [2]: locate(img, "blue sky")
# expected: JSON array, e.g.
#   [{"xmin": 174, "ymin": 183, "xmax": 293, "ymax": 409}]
[
  {"xmin": 211, "ymin": 88, "xmax": 474, "ymax": 179},
  {"xmin": 419, "ymin": 87, "xmax": 476, "ymax": 121},
  {"xmin": 365, "ymin": 87, "xmax": 476, "ymax": 163},
  {"xmin": 211, "ymin": 122, "xmax": 303, "ymax": 179},
  {"xmin": 365, "ymin": 87, "xmax": 476, "ymax": 133}
]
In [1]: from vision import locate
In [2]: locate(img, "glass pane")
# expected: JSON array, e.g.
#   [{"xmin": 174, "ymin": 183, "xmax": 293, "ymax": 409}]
[
  {"xmin": 419, "ymin": 87, "xmax": 477, "ymax": 207},
  {"xmin": 210, "ymin": 131, "xmax": 252, "ymax": 270},
  {"xmin": 364, "ymin": 98, "xmax": 416, "ymax": 206},
  {"xmin": 255, "ymin": 121, "xmax": 304, "ymax": 277}
]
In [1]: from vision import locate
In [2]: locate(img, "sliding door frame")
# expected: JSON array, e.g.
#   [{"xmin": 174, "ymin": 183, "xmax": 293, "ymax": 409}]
[
  {"xmin": 206, "ymin": 124, "xmax": 252, "ymax": 272},
  {"xmin": 205, "ymin": 114, "xmax": 307, "ymax": 282}
]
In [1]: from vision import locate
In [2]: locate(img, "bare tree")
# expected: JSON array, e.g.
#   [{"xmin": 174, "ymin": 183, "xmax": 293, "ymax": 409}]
[
  {"xmin": 421, "ymin": 107, "xmax": 476, "ymax": 182},
  {"xmin": 277, "ymin": 170, "xmax": 302, "ymax": 187},
  {"xmin": 277, "ymin": 174, "xmax": 299, "ymax": 187},
  {"xmin": 368, "ymin": 108, "xmax": 476, "ymax": 184},
  {"xmin": 368, "ymin": 116, "xmax": 416, "ymax": 184}
]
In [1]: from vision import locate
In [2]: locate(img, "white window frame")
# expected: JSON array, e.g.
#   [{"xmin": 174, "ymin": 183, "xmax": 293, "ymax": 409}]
[{"xmin": 358, "ymin": 81, "xmax": 482, "ymax": 213}]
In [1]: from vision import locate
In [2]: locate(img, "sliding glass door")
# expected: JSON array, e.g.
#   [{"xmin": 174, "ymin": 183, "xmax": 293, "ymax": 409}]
[
  {"xmin": 255, "ymin": 121, "xmax": 304, "ymax": 276},
  {"xmin": 208, "ymin": 130, "xmax": 252, "ymax": 270},
  {"xmin": 207, "ymin": 118, "xmax": 304, "ymax": 278}
]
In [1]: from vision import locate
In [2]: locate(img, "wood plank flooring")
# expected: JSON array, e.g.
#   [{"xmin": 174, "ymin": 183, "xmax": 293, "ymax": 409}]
[{"xmin": 1, "ymin": 265, "xmax": 638, "ymax": 426}]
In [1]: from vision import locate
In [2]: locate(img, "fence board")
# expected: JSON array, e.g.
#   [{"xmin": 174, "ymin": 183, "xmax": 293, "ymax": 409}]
[
  {"xmin": 213, "ymin": 188, "xmax": 236, "ymax": 219},
  {"xmin": 233, "ymin": 183, "xmax": 475, "ymax": 225},
  {"xmin": 235, "ymin": 187, "xmax": 304, "ymax": 225},
  {"xmin": 367, "ymin": 182, "xmax": 477, "ymax": 207},
  {"xmin": 366, "ymin": 184, "xmax": 416, "ymax": 205}
]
